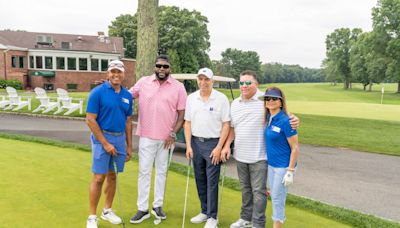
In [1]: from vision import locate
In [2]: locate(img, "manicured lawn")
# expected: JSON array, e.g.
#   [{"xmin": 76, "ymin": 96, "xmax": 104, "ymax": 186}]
[{"xmin": 0, "ymin": 138, "xmax": 349, "ymax": 228}]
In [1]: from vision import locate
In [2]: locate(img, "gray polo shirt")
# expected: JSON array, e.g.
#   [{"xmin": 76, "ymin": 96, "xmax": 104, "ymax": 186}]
[{"xmin": 230, "ymin": 90, "xmax": 267, "ymax": 163}]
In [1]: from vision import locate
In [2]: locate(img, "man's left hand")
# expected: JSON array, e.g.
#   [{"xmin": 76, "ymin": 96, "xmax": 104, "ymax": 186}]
[
  {"xmin": 164, "ymin": 136, "xmax": 175, "ymax": 149},
  {"xmin": 210, "ymin": 147, "xmax": 221, "ymax": 165},
  {"xmin": 289, "ymin": 113, "xmax": 300, "ymax": 130},
  {"xmin": 125, "ymin": 146, "xmax": 132, "ymax": 162}
]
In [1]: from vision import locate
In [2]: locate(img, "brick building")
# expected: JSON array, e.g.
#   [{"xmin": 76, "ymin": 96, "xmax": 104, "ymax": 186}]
[{"xmin": 0, "ymin": 30, "xmax": 136, "ymax": 91}]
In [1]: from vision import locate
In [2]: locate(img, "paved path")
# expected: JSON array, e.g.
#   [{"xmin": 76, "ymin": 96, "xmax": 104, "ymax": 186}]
[{"xmin": 0, "ymin": 113, "xmax": 399, "ymax": 222}]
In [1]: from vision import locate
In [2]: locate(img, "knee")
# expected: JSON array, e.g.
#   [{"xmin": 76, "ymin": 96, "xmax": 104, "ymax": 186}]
[
  {"xmin": 107, "ymin": 172, "xmax": 117, "ymax": 181},
  {"xmin": 92, "ymin": 174, "xmax": 106, "ymax": 185}
]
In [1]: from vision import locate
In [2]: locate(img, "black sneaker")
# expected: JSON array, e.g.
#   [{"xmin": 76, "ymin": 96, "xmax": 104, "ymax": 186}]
[
  {"xmin": 130, "ymin": 210, "xmax": 150, "ymax": 224},
  {"xmin": 151, "ymin": 207, "xmax": 167, "ymax": 219}
]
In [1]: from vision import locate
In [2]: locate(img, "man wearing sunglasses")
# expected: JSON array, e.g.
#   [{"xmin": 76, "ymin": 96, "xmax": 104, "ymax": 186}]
[
  {"xmin": 221, "ymin": 70, "xmax": 299, "ymax": 228},
  {"xmin": 128, "ymin": 54, "xmax": 187, "ymax": 224}
]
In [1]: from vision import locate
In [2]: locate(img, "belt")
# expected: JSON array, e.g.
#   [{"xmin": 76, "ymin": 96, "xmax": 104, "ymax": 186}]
[
  {"xmin": 192, "ymin": 136, "xmax": 219, "ymax": 142},
  {"xmin": 102, "ymin": 130, "xmax": 124, "ymax": 136}
]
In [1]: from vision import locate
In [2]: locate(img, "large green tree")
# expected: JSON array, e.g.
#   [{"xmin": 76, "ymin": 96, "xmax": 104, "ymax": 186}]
[
  {"xmin": 109, "ymin": 6, "xmax": 211, "ymax": 74},
  {"xmin": 217, "ymin": 48, "xmax": 261, "ymax": 81},
  {"xmin": 372, "ymin": 0, "xmax": 400, "ymax": 92}
]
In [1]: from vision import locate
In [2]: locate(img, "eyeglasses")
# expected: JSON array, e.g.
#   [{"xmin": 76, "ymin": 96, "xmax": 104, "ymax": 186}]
[
  {"xmin": 239, "ymin": 80, "xmax": 252, "ymax": 86},
  {"xmin": 155, "ymin": 64, "xmax": 170, "ymax": 69},
  {"xmin": 264, "ymin": 97, "xmax": 280, "ymax": 101}
]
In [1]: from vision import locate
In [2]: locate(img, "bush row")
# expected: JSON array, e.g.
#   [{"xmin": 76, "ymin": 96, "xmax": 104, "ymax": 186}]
[{"xmin": 0, "ymin": 79, "xmax": 22, "ymax": 90}]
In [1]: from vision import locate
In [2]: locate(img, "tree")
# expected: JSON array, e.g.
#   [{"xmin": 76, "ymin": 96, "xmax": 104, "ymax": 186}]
[
  {"xmin": 372, "ymin": 0, "xmax": 400, "ymax": 92},
  {"xmin": 109, "ymin": 14, "xmax": 137, "ymax": 59},
  {"xmin": 261, "ymin": 63, "xmax": 325, "ymax": 83},
  {"xmin": 324, "ymin": 28, "xmax": 362, "ymax": 89},
  {"xmin": 135, "ymin": 0, "xmax": 159, "ymax": 79},
  {"xmin": 219, "ymin": 48, "xmax": 262, "ymax": 80}
]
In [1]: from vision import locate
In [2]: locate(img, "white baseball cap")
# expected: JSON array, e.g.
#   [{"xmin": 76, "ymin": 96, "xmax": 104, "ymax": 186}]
[
  {"xmin": 107, "ymin": 60, "xmax": 125, "ymax": 72},
  {"xmin": 197, "ymin": 67, "xmax": 213, "ymax": 79}
]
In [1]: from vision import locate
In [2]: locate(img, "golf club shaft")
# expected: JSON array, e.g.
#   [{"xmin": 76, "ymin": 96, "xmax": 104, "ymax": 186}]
[
  {"xmin": 217, "ymin": 163, "xmax": 226, "ymax": 220},
  {"xmin": 114, "ymin": 159, "xmax": 126, "ymax": 228},
  {"xmin": 182, "ymin": 158, "xmax": 191, "ymax": 228}
]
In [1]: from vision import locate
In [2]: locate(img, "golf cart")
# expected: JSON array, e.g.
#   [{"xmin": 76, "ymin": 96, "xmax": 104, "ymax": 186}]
[{"xmin": 172, "ymin": 74, "xmax": 236, "ymax": 145}]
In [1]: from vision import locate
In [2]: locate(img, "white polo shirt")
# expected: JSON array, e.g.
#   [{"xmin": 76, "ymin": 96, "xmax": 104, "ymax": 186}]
[
  {"xmin": 230, "ymin": 90, "xmax": 267, "ymax": 163},
  {"xmin": 185, "ymin": 89, "xmax": 230, "ymax": 138}
]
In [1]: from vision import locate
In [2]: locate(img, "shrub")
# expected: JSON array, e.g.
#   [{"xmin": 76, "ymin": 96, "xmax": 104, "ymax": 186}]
[{"xmin": 0, "ymin": 79, "xmax": 22, "ymax": 90}]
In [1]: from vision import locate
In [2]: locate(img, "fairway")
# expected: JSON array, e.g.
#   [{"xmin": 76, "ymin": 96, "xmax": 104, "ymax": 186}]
[{"xmin": 0, "ymin": 138, "xmax": 349, "ymax": 228}]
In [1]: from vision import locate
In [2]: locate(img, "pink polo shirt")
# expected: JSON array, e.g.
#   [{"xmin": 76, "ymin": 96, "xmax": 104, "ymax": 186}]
[{"xmin": 129, "ymin": 74, "xmax": 187, "ymax": 140}]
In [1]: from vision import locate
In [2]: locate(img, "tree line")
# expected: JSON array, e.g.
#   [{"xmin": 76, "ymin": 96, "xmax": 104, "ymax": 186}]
[{"xmin": 324, "ymin": 0, "xmax": 400, "ymax": 92}]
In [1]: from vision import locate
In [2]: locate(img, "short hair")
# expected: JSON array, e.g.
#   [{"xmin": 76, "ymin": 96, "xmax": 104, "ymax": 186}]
[
  {"xmin": 240, "ymin": 70, "xmax": 258, "ymax": 83},
  {"xmin": 155, "ymin": 54, "xmax": 170, "ymax": 64}
]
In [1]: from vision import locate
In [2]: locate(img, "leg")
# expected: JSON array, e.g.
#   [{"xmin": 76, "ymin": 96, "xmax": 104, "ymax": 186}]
[
  {"xmin": 137, "ymin": 137, "xmax": 158, "ymax": 211},
  {"xmin": 237, "ymin": 161, "xmax": 253, "ymax": 222},
  {"xmin": 104, "ymin": 171, "xmax": 117, "ymax": 209},
  {"xmin": 192, "ymin": 138, "xmax": 208, "ymax": 215},
  {"xmin": 89, "ymin": 174, "xmax": 106, "ymax": 214},
  {"xmin": 153, "ymin": 140, "xmax": 169, "ymax": 208},
  {"xmin": 204, "ymin": 139, "xmax": 220, "ymax": 219},
  {"xmin": 268, "ymin": 165, "xmax": 288, "ymax": 225},
  {"xmin": 249, "ymin": 161, "xmax": 267, "ymax": 228}
]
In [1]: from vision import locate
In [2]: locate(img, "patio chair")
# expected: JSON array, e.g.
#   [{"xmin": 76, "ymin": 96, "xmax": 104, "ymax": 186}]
[
  {"xmin": 32, "ymin": 87, "xmax": 60, "ymax": 113},
  {"xmin": 2, "ymin": 87, "xmax": 31, "ymax": 111},
  {"xmin": 54, "ymin": 88, "xmax": 83, "ymax": 115},
  {"xmin": 0, "ymin": 94, "xmax": 11, "ymax": 108}
]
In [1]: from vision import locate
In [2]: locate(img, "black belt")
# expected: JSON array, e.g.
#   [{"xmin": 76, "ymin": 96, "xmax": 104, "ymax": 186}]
[
  {"xmin": 102, "ymin": 130, "xmax": 124, "ymax": 136},
  {"xmin": 193, "ymin": 136, "xmax": 219, "ymax": 142}
]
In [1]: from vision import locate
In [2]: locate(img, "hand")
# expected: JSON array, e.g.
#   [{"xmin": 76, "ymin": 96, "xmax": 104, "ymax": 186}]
[
  {"xmin": 220, "ymin": 147, "xmax": 231, "ymax": 162},
  {"xmin": 289, "ymin": 113, "xmax": 300, "ymax": 130},
  {"xmin": 94, "ymin": 78, "xmax": 107, "ymax": 85},
  {"xmin": 210, "ymin": 147, "xmax": 221, "ymax": 165},
  {"xmin": 125, "ymin": 146, "xmax": 132, "ymax": 162},
  {"xmin": 103, "ymin": 142, "xmax": 117, "ymax": 156},
  {"xmin": 282, "ymin": 170, "xmax": 294, "ymax": 187},
  {"xmin": 164, "ymin": 136, "xmax": 175, "ymax": 149},
  {"xmin": 186, "ymin": 147, "xmax": 193, "ymax": 160}
]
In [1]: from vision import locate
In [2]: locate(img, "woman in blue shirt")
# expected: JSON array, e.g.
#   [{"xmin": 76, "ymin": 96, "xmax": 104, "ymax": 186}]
[{"xmin": 261, "ymin": 87, "xmax": 299, "ymax": 228}]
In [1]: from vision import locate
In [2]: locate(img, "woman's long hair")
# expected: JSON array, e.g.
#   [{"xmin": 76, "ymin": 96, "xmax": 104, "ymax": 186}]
[{"xmin": 263, "ymin": 86, "xmax": 288, "ymax": 125}]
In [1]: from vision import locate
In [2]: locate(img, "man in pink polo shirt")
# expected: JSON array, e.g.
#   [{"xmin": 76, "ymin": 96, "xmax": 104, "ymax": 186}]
[{"xmin": 129, "ymin": 54, "xmax": 187, "ymax": 224}]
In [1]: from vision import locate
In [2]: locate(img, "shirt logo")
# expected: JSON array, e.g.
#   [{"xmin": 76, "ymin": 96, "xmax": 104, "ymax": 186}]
[
  {"xmin": 209, "ymin": 107, "xmax": 214, "ymax": 111},
  {"xmin": 272, "ymin": 126, "xmax": 281, "ymax": 133},
  {"xmin": 121, "ymin": 98, "xmax": 130, "ymax": 104}
]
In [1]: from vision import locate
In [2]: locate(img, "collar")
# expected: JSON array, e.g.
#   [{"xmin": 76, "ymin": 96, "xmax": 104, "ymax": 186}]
[
  {"xmin": 151, "ymin": 74, "xmax": 172, "ymax": 84},
  {"xmin": 239, "ymin": 89, "xmax": 263, "ymax": 102},
  {"xmin": 268, "ymin": 110, "xmax": 285, "ymax": 122}
]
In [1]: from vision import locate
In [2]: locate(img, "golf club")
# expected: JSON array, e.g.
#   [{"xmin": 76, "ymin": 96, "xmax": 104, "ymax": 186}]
[
  {"xmin": 217, "ymin": 162, "xmax": 227, "ymax": 223},
  {"xmin": 113, "ymin": 159, "xmax": 126, "ymax": 228},
  {"xmin": 153, "ymin": 145, "xmax": 175, "ymax": 225},
  {"xmin": 181, "ymin": 158, "xmax": 192, "ymax": 228}
]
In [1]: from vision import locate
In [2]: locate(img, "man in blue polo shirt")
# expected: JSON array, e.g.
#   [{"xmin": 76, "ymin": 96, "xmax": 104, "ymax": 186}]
[{"xmin": 86, "ymin": 60, "xmax": 133, "ymax": 228}]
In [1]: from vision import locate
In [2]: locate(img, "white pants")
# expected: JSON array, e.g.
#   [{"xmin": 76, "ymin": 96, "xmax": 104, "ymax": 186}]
[{"xmin": 137, "ymin": 137, "xmax": 169, "ymax": 211}]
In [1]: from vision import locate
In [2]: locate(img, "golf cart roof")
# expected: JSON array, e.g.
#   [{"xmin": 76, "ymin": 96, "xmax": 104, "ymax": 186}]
[{"xmin": 172, "ymin": 74, "xmax": 236, "ymax": 82}]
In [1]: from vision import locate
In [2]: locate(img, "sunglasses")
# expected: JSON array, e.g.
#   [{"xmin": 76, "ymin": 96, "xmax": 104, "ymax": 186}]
[
  {"xmin": 264, "ymin": 97, "xmax": 280, "ymax": 101},
  {"xmin": 239, "ymin": 80, "xmax": 252, "ymax": 86},
  {"xmin": 108, "ymin": 63, "xmax": 124, "ymax": 68},
  {"xmin": 155, "ymin": 64, "xmax": 170, "ymax": 69}
]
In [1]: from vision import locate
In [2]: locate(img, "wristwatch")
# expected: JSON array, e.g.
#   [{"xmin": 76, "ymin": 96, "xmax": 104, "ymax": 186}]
[{"xmin": 170, "ymin": 132, "xmax": 177, "ymax": 140}]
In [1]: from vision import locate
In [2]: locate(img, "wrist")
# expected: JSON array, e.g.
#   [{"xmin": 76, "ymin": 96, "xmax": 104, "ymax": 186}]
[
  {"xmin": 287, "ymin": 167, "xmax": 295, "ymax": 172},
  {"xmin": 169, "ymin": 132, "xmax": 177, "ymax": 140}
]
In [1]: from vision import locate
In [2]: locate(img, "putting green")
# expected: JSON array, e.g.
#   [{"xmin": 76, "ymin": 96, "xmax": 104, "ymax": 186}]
[{"xmin": 0, "ymin": 138, "xmax": 349, "ymax": 227}]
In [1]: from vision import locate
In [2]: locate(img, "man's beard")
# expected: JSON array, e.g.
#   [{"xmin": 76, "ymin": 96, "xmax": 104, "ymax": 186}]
[{"xmin": 155, "ymin": 72, "xmax": 169, "ymax": 80}]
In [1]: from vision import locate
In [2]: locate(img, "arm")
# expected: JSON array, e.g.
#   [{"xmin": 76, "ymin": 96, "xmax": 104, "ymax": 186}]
[
  {"xmin": 125, "ymin": 115, "xmax": 133, "ymax": 161},
  {"xmin": 184, "ymin": 120, "xmax": 193, "ymax": 159},
  {"xmin": 282, "ymin": 135, "xmax": 299, "ymax": 187},
  {"xmin": 221, "ymin": 126, "xmax": 235, "ymax": 162},
  {"xmin": 289, "ymin": 113, "xmax": 300, "ymax": 130},
  {"xmin": 164, "ymin": 109, "xmax": 185, "ymax": 149},
  {"xmin": 86, "ymin": 113, "xmax": 116, "ymax": 156},
  {"xmin": 210, "ymin": 121, "xmax": 230, "ymax": 165}
]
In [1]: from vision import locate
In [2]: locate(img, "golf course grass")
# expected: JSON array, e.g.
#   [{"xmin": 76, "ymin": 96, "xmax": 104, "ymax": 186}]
[{"xmin": 0, "ymin": 137, "xmax": 349, "ymax": 228}]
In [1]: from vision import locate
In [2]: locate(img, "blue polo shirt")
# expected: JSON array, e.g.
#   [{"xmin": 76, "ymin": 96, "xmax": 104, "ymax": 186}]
[
  {"xmin": 264, "ymin": 110, "xmax": 297, "ymax": 167},
  {"xmin": 86, "ymin": 82, "xmax": 133, "ymax": 133}
]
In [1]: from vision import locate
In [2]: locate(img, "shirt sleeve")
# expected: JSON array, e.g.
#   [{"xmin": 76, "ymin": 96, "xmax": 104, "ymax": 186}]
[
  {"xmin": 283, "ymin": 118, "xmax": 297, "ymax": 138},
  {"xmin": 184, "ymin": 95, "xmax": 192, "ymax": 121},
  {"xmin": 177, "ymin": 84, "xmax": 187, "ymax": 111},
  {"xmin": 127, "ymin": 94, "xmax": 133, "ymax": 116},
  {"xmin": 221, "ymin": 95, "xmax": 231, "ymax": 122},
  {"xmin": 86, "ymin": 88, "xmax": 100, "ymax": 114}
]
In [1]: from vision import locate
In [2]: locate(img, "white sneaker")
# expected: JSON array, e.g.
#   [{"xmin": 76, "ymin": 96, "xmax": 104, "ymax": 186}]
[
  {"xmin": 204, "ymin": 218, "xmax": 218, "ymax": 228},
  {"xmin": 230, "ymin": 218, "xmax": 252, "ymax": 228},
  {"xmin": 101, "ymin": 209, "xmax": 122, "ymax": 224},
  {"xmin": 86, "ymin": 216, "xmax": 98, "ymax": 228},
  {"xmin": 190, "ymin": 212, "xmax": 208, "ymax": 224}
]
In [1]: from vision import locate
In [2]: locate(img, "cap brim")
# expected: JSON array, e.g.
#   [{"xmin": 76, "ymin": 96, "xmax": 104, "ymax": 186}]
[
  {"xmin": 108, "ymin": 67, "xmax": 125, "ymax": 72},
  {"xmin": 197, "ymin": 74, "xmax": 212, "ymax": 79}
]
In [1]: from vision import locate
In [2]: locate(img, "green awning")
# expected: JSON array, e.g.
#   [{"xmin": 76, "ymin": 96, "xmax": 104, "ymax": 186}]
[{"xmin": 31, "ymin": 71, "xmax": 55, "ymax": 77}]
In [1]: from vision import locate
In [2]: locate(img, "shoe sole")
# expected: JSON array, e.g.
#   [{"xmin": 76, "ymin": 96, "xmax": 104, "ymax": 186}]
[
  {"xmin": 129, "ymin": 213, "xmax": 150, "ymax": 224},
  {"xmin": 151, "ymin": 209, "xmax": 167, "ymax": 220},
  {"xmin": 100, "ymin": 215, "xmax": 122, "ymax": 225},
  {"xmin": 190, "ymin": 219, "xmax": 208, "ymax": 224}
]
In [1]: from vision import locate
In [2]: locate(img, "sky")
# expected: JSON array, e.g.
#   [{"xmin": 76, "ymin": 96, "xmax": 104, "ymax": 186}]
[{"xmin": 0, "ymin": 0, "xmax": 378, "ymax": 68}]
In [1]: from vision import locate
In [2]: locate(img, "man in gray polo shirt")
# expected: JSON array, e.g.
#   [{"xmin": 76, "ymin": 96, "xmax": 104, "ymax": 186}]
[
  {"xmin": 184, "ymin": 67, "xmax": 230, "ymax": 228},
  {"xmin": 221, "ymin": 70, "xmax": 298, "ymax": 228}
]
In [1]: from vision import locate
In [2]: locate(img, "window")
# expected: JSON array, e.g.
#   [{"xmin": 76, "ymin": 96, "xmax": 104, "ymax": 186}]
[
  {"xmin": 36, "ymin": 56, "xmax": 43, "ymax": 69},
  {"xmin": 91, "ymin": 58, "xmax": 99, "ymax": 71},
  {"xmin": 101, "ymin": 59, "xmax": 108, "ymax": 71},
  {"xmin": 61, "ymin": 42, "xmax": 71, "ymax": 49},
  {"xmin": 29, "ymin": 56, "xmax": 34, "ymax": 68},
  {"xmin": 37, "ymin": 35, "xmax": 53, "ymax": 44},
  {"xmin": 79, "ymin": 58, "xmax": 88, "ymax": 71},
  {"xmin": 56, "ymin": 57, "xmax": 65, "ymax": 70},
  {"xmin": 67, "ymin": 84, "xmax": 78, "ymax": 90},
  {"xmin": 67, "ymin": 57, "xmax": 76, "ymax": 70},
  {"xmin": 19, "ymin": 56, "xmax": 24, "ymax": 68},
  {"xmin": 11, "ymin": 56, "xmax": 17, "ymax": 68},
  {"xmin": 45, "ymin": 56, "xmax": 53, "ymax": 69}
]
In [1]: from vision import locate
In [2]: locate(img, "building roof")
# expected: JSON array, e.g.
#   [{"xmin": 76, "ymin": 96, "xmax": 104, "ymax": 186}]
[{"xmin": 0, "ymin": 30, "xmax": 124, "ymax": 56}]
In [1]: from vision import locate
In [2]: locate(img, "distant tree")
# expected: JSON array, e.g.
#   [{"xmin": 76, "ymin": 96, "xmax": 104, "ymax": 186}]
[
  {"xmin": 220, "ymin": 48, "xmax": 262, "ymax": 80},
  {"xmin": 262, "ymin": 63, "xmax": 324, "ymax": 83}
]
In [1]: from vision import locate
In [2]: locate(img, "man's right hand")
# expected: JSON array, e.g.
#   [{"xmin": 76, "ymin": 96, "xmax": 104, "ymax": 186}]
[
  {"xmin": 186, "ymin": 147, "xmax": 193, "ymax": 159},
  {"xmin": 94, "ymin": 79, "xmax": 107, "ymax": 85},
  {"xmin": 103, "ymin": 142, "xmax": 117, "ymax": 156},
  {"xmin": 220, "ymin": 147, "xmax": 231, "ymax": 162}
]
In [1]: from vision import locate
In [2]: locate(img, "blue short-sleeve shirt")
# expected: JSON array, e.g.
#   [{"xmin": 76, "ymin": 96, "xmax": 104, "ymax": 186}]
[
  {"xmin": 86, "ymin": 82, "xmax": 133, "ymax": 132},
  {"xmin": 264, "ymin": 110, "xmax": 297, "ymax": 167}
]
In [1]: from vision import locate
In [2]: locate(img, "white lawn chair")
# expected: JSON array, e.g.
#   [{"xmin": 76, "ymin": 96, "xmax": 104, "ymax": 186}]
[
  {"xmin": 2, "ymin": 87, "xmax": 31, "ymax": 111},
  {"xmin": 32, "ymin": 87, "xmax": 60, "ymax": 113},
  {"xmin": 54, "ymin": 88, "xmax": 83, "ymax": 115},
  {"xmin": 0, "ymin": 94, "xmax": 11, "ymax": 108}
]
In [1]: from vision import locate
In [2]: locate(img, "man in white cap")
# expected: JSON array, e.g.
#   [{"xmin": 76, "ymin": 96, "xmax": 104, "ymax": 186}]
[
  {"xmin": 184, "ymin": 67, "xmax": 230, "ymax": 228},
  {"xmin": 86, "ymin": 59, "xmax": 133, "ymax": 228}
]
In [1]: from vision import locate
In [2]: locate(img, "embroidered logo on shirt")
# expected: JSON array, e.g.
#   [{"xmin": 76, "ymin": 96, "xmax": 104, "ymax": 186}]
[
  {"xmin": 209, "ymin": 107, "xmax": 214, "ymax": 111},
  {"xmin": 121, "ymin": 98, "xmax": 130, "ymax": 104},
  {"xmin": 272, "ymin": 126, "xmax": 281, "ymax": 133}
]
